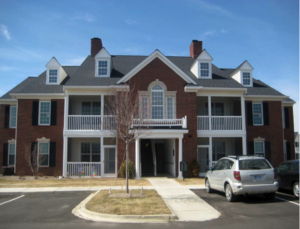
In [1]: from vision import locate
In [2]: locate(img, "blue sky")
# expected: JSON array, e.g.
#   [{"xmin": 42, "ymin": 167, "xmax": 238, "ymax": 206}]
[{"xmin": 0, "ymin": 0, "xmax": 299, "ymax": 131}]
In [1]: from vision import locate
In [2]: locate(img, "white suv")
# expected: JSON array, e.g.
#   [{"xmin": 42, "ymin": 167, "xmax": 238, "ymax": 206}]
[{"xmin": 205, "ymin": 156, "xmax": 279, "ymax": 202}]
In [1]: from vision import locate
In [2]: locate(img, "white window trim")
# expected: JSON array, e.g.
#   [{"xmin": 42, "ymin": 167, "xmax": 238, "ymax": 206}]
[
  {"xmin": 199, "ymin": 61, "xmax": 212, "ymax": 79},
  {"xmin": 8, "ymin": 142, "xmax": 16, "ymax": 166},
  {"xmin": 253, "ymin": 102, "xmax": 264, "ymax": 126},
  {"xmin": 95, "ymin": 58, "xmax": 110, "ymax": 77},
  {"xmin": 103, "ymin": 145, "xmax": 117, "ymax": 175},
  {"xmin": 241, "ymin": 71, "xmax": 253, "ymax": 87},
  {"xmin": 38, "ymin": 142, "xmax": 50, "ymax": 167},
  {"xmin": 39, "ymin": 101, "xmax": 51, "ymax": 126},
  {"xmin": 47, "ymin": 69, "xmax": 60, "ymax": 85},
  {"xmin": 254, "ymin": 141, "xmax": 265, "ymax": 157},
  {"xmin": 9, "ymin": 106, "xmax": 17, "ymax": 128}
]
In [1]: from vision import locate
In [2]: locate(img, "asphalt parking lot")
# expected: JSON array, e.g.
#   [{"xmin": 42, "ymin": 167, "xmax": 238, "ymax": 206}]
[{"xmin": 0, "ymin": 190, "xmax": 298, "ymax": 229}]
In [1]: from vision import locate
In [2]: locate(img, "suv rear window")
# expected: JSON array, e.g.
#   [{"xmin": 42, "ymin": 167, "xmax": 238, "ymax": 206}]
[{"xmin": 239, "ymin": 159, "xmax": 271, "ymax": 170}]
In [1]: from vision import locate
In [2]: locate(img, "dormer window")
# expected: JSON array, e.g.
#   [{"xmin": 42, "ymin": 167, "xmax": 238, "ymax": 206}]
[
  {"xmin": 242, "ymin": 72, "xmax": 251, "ymax": 86},
  {"xmin": 98, "ymin": 61, "xmax": 108, "ymax": 76},
  {"xmin": 49, "ymin": 69, "xmax": 58, "ymax": 83},
  {"xmin": 200, "ymin": 63, "xmax": 209, "ymax": 77}
]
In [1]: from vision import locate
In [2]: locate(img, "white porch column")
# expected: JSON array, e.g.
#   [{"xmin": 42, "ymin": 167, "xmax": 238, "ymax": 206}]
[
  {"xmin": 208, "ymin": 96, "xmax": 212, "ymax": 130},
  {"xmin": 63, "ymin": 136, "xmax": 68, "ymax": 177},
  {"xmin": 101, "ymin": 137, "xmax": 104, "ymax": 177},
  {"xmin": 135, "ymin": 138, "xmax": 140, "ymax": 179},
  {"xmin": 209, "ymin": 137, "xmax": 213, "ymax": 167},
  {"xmin": 242, "ymin": 135, "xmax": 247, "ymax": 155},
  {"xmin": 241, "ymin": 95, "xmax": 246, "ymax": 131},
  {"xmin": 101, "ymin": 95, "xmax": 104, "ymax": 130},
  {"xmin": 178, "ymin": 137, "xmax": 183, "ymax": 179},
  {"xmin": 64, "ymin": 94, "xmax": 69, "ymax": 130}
]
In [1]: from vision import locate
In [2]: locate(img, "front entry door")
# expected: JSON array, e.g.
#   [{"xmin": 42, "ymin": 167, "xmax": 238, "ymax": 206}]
[
  {"xmin": 104, "ymin": 147, "xmax": 116, "ymax": 174},
  {"xmin": 197, "ymin": 147, "xmax": 209, "ymax": 177}
]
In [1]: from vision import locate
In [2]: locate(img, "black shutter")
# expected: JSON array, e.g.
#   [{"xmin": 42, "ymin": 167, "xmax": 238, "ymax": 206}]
[
  {"xmin": 247, "ymin": 102, "xmax": 253, "ymax": 126},
  {"xmin": 3, "ymin": 143, "xmax": 8, "ymax": 166},
  {"xmin": 286, "ymin": 142, "xmax": 291, "ymax": 160},
  {"xmin": 248, "ymin": 141, "xmax": 254, "ymax": 155},
  {"xmin": 263, "ymin": 103, "xmax": 269, "ymax": 126},
  {"xmin": 265, "ymin": 141, "xmax": 271, "ymax": 161},
  {"xmin": 31, "ymin": 142, "xmax": 37, "ymax": 166},
  {"xmin": 284, "ymin": 107, "xmax": 289, "ymax": 129},
  {"xmin": 49, "ymin": 142, "xmax": 56, "ymax": 167},
  {"xmin": 50, "ymin": 101, "xmax": 57, "ymax": 126},
  {"xmin": 32, "ymin": 101, "xmax": 39, "ymax": 126},
  {"xmin": 4, "ymin": 106, "xmax": 10, "ymax": 129}
]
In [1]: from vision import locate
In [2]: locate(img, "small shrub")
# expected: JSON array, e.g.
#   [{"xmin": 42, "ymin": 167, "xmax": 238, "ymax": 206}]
[
  {"xmin": 120, "ymin": 160, "xmax": 136, "ymax": 179},
  {"xmin": 188, "ymin": 159, "xmax": 200, "ymax": 177}
]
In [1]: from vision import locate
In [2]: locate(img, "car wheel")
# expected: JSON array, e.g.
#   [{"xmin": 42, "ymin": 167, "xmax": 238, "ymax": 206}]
[
  {"xmin": 225, "ymin": 184, "xmax": 236, "ymax": 202},
  {"xmin": 293, "ymin": 182, "xmax": 299, "ymax": 198},
  {"xmin": 205, "ymin": 179, "xmax": 212, "ymax": 193},
  {"xmin": 264, "ymin": 192, "xmax": 276, "ymax": 200}
]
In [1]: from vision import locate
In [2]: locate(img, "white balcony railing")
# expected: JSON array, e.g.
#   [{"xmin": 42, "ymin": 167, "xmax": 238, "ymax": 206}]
[
  {"xmin": 67, "ymin": 162, "xmax": 101, "ymax": 177},
  {"xmin": 67, "ymin": 115, "xmax": 116, "ymax": 130},
  {"xmin": 132, "ymin": 116, "xmax": 187, "ymax": 128},
  {"xmin": 197, "ymin": 116, "xmax": 242, "ymax": 131}
]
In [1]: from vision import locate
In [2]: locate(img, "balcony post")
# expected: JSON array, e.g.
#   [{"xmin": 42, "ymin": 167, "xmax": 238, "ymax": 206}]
[
  {"xmin": 178, "ymin": 137, "xmax": 183, "ymax": 179},
  {"xmin": 63, "ymin": 136, "xmax": 68, "ymax": 177},
  {"xmin": 64, "ymin": 94, "xmax": 69, "ymax": 130},
  {"xmin": 209, "ymin": 137, "xmax": 213, "ymax": 167},
  {"xmin": 208, "ymin": 96, "xmax": 212, "ymax": 130},
  {"xmin": 101, "ymin": 95, "xmax": 104, "ymax": 130},
  {"xmin": 242, "ymin": 136, "xmax": 247, "ymax": 155},
  {"xmin": 241, "ymin": 95, "xmax": 246, "ymax": 131},
  {"xmin": 135, "ymin": 138, "xmax": 140, "ymax": 179}
]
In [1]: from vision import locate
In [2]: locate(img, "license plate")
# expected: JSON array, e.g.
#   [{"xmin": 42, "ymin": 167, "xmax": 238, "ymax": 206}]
[{"xmin": 253, "ymin": 175, "xmax": 262, "ymax": 181}]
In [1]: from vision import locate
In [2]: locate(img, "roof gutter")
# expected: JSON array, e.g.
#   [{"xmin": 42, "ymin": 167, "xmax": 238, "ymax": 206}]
[
  {"xmin": 9, "ymin": 93, "xmax": 65, "ymax": 99},
  {"xmin": 184, "ymin": 86, "xmax": 247, "ymax": 93}
]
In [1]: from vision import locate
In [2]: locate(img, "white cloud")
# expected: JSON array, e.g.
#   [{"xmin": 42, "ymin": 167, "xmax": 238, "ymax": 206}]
[
  {"xmin": 125, "ymin": 20, "xmax": 140, "ymax": 25},
  {"xmin": 200, "ymin": 30, "xmax": 216, "ymax": 39},
  {"xmin": 0, "ymin": 66, "xmax": 14, "ymax": 71},
  {"xmin": 189, "ymin": 0, "xmax": 232, "ymax": 17},
  {"xmin": 0, "ymin": 24, "xmax": 11, "ymax": 40},
  {"xmin": 8, "ymin": 43, "xmax": 41, "ymax": 59},
  {"xmin": 71, "ymin": 12, "xmax": 95, "ymax": 22},
  {"xmin": 63, "ymin": 57, "xmax": 86, "ymax": 66},
  {"xmin": 221, "ymin": 29, "xmax": 228, "ymax": 33}
]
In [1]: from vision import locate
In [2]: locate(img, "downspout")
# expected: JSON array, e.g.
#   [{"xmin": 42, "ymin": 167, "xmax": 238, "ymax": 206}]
[{"xmin": 151, "ymin": 140, "xmax": 157, "ymax": 176}]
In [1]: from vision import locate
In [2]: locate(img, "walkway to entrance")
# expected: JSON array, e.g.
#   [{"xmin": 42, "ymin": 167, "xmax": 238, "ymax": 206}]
[{"xmin": 148, "ymin": 178, "xmax": 220, "ymax": 221}]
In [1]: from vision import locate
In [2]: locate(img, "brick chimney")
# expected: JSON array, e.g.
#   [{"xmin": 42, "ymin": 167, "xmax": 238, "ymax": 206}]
[
  {"xmin": 190, "ymin": 40, "xmax": 203, "ymax": 59},
  {"xmin": 91, "ymin": 38, "xmax": 103, "ymax": 57}
]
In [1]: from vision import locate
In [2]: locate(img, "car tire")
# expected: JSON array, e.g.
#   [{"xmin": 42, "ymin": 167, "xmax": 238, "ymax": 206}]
[
  {"xmin": 205, "ymin": 179, "xmax": 212, "ymax": 193},
  {"xmin": 264, "ymin": 192, "xmax": 276, "ymax": 200},
  {"xmin": 293, "ymin": 182, "xmax": 299, "ymax": 198},
  {"xmin": 225, "ymin": 183, "xmax": 236, "ymax": 202}
]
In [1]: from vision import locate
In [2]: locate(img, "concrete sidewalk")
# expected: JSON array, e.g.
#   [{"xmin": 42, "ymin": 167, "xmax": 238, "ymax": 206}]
[{"xmin": 148, "ymin": 179, "xmax": 220, "ymax": 221}]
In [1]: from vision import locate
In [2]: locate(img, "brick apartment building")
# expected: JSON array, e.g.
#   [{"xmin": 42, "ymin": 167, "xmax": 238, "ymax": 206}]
[{"xmin": 0, "ymin": 38, "xmax": 296, "ymax": 178}]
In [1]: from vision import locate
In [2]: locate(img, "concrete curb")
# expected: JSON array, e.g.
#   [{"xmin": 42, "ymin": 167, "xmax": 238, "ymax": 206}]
[{"xmin": 72, "ymin": 191, "xmax": 178, "ymax": 223}]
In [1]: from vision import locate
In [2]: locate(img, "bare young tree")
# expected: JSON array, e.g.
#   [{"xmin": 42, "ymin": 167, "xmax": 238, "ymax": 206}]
[
  {"xmin": 24, "ymin": 143, "xmax": 47, "ymax": 179},
  {"xmin": 105, "ymin": 85, "xmax": 151, "ymax": 193}
]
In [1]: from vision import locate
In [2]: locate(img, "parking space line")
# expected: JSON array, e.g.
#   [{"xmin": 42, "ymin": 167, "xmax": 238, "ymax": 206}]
[
  {"xmin": 275, "ymin": 197, "xmax": 299, "ymax": 206},
  {"xmin": 0, "ymin": 195, "xmax": 25, "ymax": 206},
  {"xmin": 276, "ymin": 192, "xmax": 297, "ymax": 198}
]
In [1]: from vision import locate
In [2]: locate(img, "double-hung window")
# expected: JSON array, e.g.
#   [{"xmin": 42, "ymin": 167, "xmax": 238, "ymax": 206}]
[
  {"xmin": 253, "ymin": 103, "xmax": 263, "ymax": 125},
  {"xmin": 254, "ymin": 141, "xmax": 264, "ymax": 157},
  {"xmin": 200, "ymin": 63, "xmax": 209, "ymax": 77},
  {"xmin": 167, "ymin": 97, "xmax": 174, "ymax": 119},
  {"xmin": 98, "ymin": 61, "xmax": 108, "ymax": 76},
  {"xmin": 10, "ymin": 106, "xmax": 17, "ymax": 128},
  {"xmin": 141, "ymin": 97, "xmax": 149, "ymax": 119},
  {"xmin": 49, "ymin": 69, "xmax": 58, "ymax": 84},
  {"xmin": 81, "ymin": 143, "xmax": 101, "ymax": 162},
  {"xmin": 38, "ymin": 142, "xmax": 49, "ymax": 166},
  {"xmin": 39, "ymin": 101, "xmax": 51, "ymax": 125},
  {"xmin": 242, "ymin": 72, "xmax": 251, "ymax": 86},
  {"xmin": 81, "ymin": 102, "xmax": 101, "ymax": 115},
  {"xmin": 151, "ymin": 85, "xmax": 164, "ymax": 119},
  {"xmin": 8, "ymin": 143, "xmax": 15, "ymax": 166}
]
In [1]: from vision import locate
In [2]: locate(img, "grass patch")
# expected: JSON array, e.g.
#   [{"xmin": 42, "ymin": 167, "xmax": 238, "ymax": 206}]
[
  {"xmin": 0, "ymin": 178, "xmax": 151, "ymax": 188},
  {"xmin": 175, "ymin": 178, "xmax": 205, "ymax": 185},
  {"xmin": 86, "ymin": 190, "xmax": 171, "ymax": 215}
]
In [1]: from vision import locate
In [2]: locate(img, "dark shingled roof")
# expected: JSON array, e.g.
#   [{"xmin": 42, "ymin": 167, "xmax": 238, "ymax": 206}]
[{"xmin": 0, "ymin": 54, "xmax": 291, "ymax": 100}]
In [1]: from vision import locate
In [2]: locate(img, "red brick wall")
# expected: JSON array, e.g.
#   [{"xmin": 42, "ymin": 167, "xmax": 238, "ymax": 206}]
[
  {"xmin": 246, "ymin": 101, "xmax": 284, "ymax": 167},
  {"xmin": 0, "ymin": 105, "xmax": 16, "ymax": 174},
  {"xmin": 116, "ymin": 57, "xmax": 198, "ymax": 177},
  {"xmin": 283, "ymin": 106, "xmax": 295, "ymax": 159},
  {"xmin": 16, "ymin": 99, "xmax": 64, "ymax": 176}
]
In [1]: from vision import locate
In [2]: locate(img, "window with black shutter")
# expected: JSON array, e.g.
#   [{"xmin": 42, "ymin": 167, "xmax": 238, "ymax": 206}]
[
  {"xmin": 4, "ymin": 106, "xmax": 10, "ymax": 129},
  {"xmin": 265, "ymin": 141, "xmax": 271, "ymax": 161},
  {"xmin": 49, "ymin": 142, "xmax": 56, "ymax": 167},
  {"xmin": 263, "ymin": 103, "xmax": 269, "ymax": 126},
  {"xmin": 247, "ymin": 102, "xmax": 253, "ymax": 126},
  {"xmin": 286, "ymin": 142, "xmax": 291, "ymax": 160},
  {"xmin": 284, "ymin": 107, "xmax": 290, "ymax": 129},
  {"xmin": 248, "ymin": 141, "xmax": 254, "ymax": 155},
  {"xmin": 32, "ymin": 101, "xmax": 39, "ymax": 126},
  {"xmin": 50, "ymin": 101, "xmax": 57, "ymax": 126},
  {"xmin": 3, "ymin": 143, "xmax": 8, "ymax": 166}
]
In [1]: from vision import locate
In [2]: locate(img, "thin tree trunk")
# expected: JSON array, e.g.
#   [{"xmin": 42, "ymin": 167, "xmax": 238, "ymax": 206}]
[{"xmin": 126, "ymin": 141, "xmax": 129, "ymax": 193}]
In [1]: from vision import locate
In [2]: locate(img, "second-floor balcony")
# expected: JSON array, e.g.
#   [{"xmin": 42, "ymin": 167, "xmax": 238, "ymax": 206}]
[
  {"xmin": 68, "ymin": 115, "xmax": 115, "ymax": 130},
  {"xmin": 197, "ymin": 116, "xmax": 242, "ymax": 130}
]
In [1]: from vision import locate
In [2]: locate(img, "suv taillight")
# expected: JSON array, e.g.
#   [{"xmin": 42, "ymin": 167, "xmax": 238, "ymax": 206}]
[
  {"xmin": 274, "ymin": 169, "xmax": 277, "ymax": 179},
  {"xmin": 234, "ymin": 171, "xmax": 241, "ymax": 181}
]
